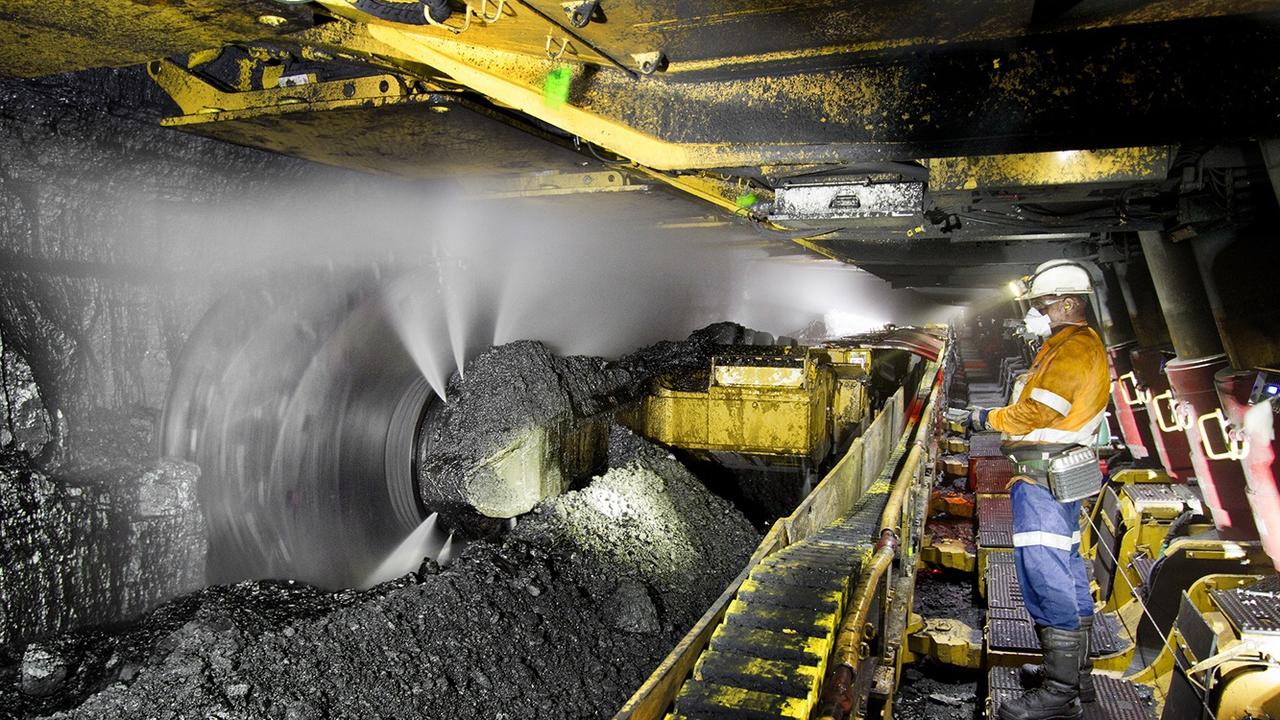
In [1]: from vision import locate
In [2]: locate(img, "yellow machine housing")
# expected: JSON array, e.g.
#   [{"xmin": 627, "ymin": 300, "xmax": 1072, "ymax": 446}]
[{"xmin": 625, "ymin": 346, "xmax": 871, "ymax": 470}]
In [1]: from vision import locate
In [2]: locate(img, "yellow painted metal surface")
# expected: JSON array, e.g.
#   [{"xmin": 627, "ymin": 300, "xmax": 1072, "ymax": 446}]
[
  {"xmin": 907, "ymin": 618, "xmax": 983, "ymax": 669},
  {"xmin": 818, "ymin": 347, "xmax": 872, "ymax": 449},
  {"xmin": 619, "ymin": 349, "xmax": 943, "ymax": 720},
  {"xmin": 921, "ymin": 537, "xmax": 977, "ymax": 572},
  {"xmin": 928, "ymin": 147, "xmax": 1172, "ymax": 192},
  {"xmin": 312, "ymin": 0, "xmax": 614, "ymax": 67},
  {"xmin": 0, "ymin": 0, "xmax": 310, "ymax": 77},
  {"xmin": 1126, "ymin": 573, "xmax": 1262, "ymax": 712},
  {"xmin": 157, "ymin": 85, "xmax": 590, "ymax": 179},
  {"xmin": 1110, "ymin": 468, "xmax": 1172, "ymax": 484},
  {"xmin": 149, "ymin": 60, "xmax": 427, "ymax": 123},
  {"xmin": 628, "ymin": 350, "xmax": 839, "ymax": 462},
  {"xmin": 1095, "ymin": 484, "xmax": 1189, "ymax": 612}
]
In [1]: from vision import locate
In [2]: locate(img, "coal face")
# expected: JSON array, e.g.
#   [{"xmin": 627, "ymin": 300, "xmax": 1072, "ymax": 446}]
[{"xmin": 2, "ymin": 426, "xmax": 759, "ymax": 719}]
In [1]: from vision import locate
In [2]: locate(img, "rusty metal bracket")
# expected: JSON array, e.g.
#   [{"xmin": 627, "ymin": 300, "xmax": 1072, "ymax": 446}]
[{"xmin": 147, "ymin": 59, "xmax": 436, "ymax": 125}]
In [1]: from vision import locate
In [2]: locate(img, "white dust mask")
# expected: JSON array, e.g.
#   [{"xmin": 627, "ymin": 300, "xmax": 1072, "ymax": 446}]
[{"xmin": 1023, "ymin": 307, "xmax": 1053, "ymax": 338}]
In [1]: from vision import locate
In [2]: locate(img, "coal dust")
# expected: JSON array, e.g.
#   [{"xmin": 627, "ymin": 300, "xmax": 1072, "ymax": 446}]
[
  {"xmin": 152, "ymin": 179, "xmax": 951, "ymax": 397},
  {"xmin": 144, "ymin": 177, "xmax": 952, "ymax": 587}
]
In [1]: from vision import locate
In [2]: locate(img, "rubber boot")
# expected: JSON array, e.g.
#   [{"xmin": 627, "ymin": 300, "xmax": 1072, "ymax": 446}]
[
  {"xmin": 1018, "ymin": 616, "xmax": 1096, "ymax": 702},
  {"xmin": 998, "ymin": 627, "xmax": 1083, "ymax": 720}
]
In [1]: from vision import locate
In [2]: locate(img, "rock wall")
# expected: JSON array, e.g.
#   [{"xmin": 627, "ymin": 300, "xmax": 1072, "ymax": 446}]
[
  {"xmin": 0, "ymin": 67, "xmax": 318, "ymax": 442},
  {"xmin": 0, "ymin": 456, "xmax": 204, "ymax": 651},
  {"xmin": 0, "ymin": 67, "xmax": 338, "ymax": 652},
  {"xmin": 1, "ymin": 337, "xmax": 52, "ymax": 457}
]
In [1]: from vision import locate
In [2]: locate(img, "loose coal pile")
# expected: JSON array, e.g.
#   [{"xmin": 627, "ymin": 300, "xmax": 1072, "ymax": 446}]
[{"xmin": 3, "ymin": 427, "xmax": 759, "ymax": 719}]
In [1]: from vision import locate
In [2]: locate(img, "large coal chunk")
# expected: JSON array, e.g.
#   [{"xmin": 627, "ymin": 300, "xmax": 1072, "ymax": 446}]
[
  {"xmin": 516, "ymin": 425, "xmax": 760, "ymax": 630},
  {"xmin": 416, "ymin": 340, "xmax": 630, "ymax": 520}
]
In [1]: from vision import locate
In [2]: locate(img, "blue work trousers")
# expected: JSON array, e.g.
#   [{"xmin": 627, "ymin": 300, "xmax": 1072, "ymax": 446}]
[{"xmin": 1010, "ymin": 479, "xmax": 1094, "ymax": 630}]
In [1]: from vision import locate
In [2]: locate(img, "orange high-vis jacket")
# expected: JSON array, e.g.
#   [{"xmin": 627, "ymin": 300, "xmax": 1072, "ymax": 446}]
[{"xmin": 988, "ymin": 324, "xmax": 1111, "ymax": 448}]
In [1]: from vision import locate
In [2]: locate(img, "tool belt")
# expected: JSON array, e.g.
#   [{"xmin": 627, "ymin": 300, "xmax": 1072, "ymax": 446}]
[{"xmin": 1008, "ymin": 445, "xmax": 1103, "ymax": 502}]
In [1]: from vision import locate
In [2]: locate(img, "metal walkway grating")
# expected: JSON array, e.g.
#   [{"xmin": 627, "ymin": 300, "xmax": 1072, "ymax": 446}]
[
  {"xmin": 972, "ymin": 456, "xmax": 1014, "ymax": 494},
  {"xmin": 1212, "ymin": 575, "xmax": 1280, "ymax": 635},
  {"xmin": 969, "ymin": 432, "xmax": 1005, "ymax": 458},
  {"xmin": 977, "ymin": 495, "xmax": 1013, "ymax": 548},
  {"xmin": 988, "ymin": 668, "xmax": 1155, "ymax": 720},
  {"xmin": 984, "ymin": 561, "xmax": 1128, "ymax": 656}
]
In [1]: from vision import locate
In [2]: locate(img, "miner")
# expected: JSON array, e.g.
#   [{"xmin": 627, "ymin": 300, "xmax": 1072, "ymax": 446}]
[{"xmin": 966, "ymin": 261, "xmax": 1111, "ymax": 720}]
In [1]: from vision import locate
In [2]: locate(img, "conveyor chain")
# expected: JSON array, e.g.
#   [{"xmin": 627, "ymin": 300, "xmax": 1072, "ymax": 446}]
[{"xmin": 667, "ymin": 492, "xmax": 890, "ymax": 719}]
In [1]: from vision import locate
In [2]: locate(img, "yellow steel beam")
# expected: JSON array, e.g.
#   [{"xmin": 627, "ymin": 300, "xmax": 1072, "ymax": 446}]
[
  {"xmin": 462, "ymin": 169, "xmax": 650, "ymax": 197},
  {"xmin": 293, "ymin": 19, "xmax": 840, "ymax": 172},
  {"xmin": 147, "ymin": 59, "xmax": 433, "ymax": 125},
  {"xmin": 927, "ymin": 147, "xmax": 1172, "ymax": 192}
]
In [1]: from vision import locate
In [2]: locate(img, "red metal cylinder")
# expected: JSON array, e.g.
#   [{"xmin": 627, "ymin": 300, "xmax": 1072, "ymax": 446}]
[
  {"xmin": 1130, "ymin": 347, "xmax": 1194, "ymax": 480},
  {"xmin": 1166, "ymin": 354, "xmax": 1259, "ymax": 540},
  {"xmin": 1216, "ymin": 368, "xmax": 1280, "ymax": 571},
  {"xmin": 1107, "ymin": 341, "xmax": 1156, "ymax": 460}
]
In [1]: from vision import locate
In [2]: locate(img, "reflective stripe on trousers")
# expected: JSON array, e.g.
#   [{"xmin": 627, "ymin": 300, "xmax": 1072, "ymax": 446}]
[{"xmin": 1011, "ymin": 479, "xmax": 1093, "ymax": 630}]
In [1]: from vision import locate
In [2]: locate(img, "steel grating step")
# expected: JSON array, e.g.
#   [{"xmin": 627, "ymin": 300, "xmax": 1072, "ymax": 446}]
[
  {"xmin": 988, "ymin": 606, "xmax": 1031, "ymax": 621},
  {"xmin": 972, "ymin": 462, "xmax": 1014, "ymax": 494},
  {"xmin": 988, "ymin": 617, "xmax": 1041, "ymax": 651},
  {"xmin": 987, "ymin": 613, "xmax": 1128, "ymax": 656},
  {"xmin": 1120, "ymin": 484, "xmax": 1183, "ymax": 505},
  {"xmin": 1211, "ymin": 575, "xmax": 1280, "ymax": 636},
  {"xmin": 972, "ymin": 456, "xmax": 1013, "ymax": 492},
  {"xmin": 987, "ymin": 668, "xmax": 1155, "ymax": 720},
  {"xmin": 1130, "ymin": 556, "xmax": 1156, "ymax": 588},
  {"xmin": 978, "ymin": 527, "xmax": 1013, "ymax": 548},
  {"xmin": 969, "ymin": 432, "xmax": 1005, "ymax": 458},
  {"xmin": 978, "ymin": 495, "xmax": 1012, "ymax": 522},
  {"xmin": 987, "ymin": 566, "xmax": 1023, "ymax": 609},
  {"xmin": 978, "ymin": 495, "xmax": 1013, "ymax": 548}
]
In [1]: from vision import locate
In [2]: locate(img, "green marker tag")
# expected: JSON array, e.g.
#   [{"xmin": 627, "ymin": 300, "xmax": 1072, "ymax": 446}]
[
  {"xmin": 735, "ymin": 193, "xmax": 758, "ymax": 209},
  {"xmin": 543, "ymin": 65, "xmax": 572, "ymax": 108}
]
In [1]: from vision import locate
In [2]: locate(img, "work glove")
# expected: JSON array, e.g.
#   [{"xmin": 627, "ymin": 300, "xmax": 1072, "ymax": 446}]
[
  {"xmin": 966, "ymin": 407, "xmax": 991, "ymax": 432},
  {"xmin": 943, "ymin": 407, "xmax": 970, "ymax": 428}
]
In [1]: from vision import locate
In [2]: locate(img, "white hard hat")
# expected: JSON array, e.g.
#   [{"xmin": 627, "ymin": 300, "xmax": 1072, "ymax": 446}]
[{"xmin": 1025, "ymin": 260, "xmax": 1092, "ymax": 300}]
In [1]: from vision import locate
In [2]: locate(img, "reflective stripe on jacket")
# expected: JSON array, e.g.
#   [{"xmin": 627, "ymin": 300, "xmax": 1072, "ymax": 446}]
[{"xmin": 988, "ymin": 324, "xmax": 1111, "ymax": 448}]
